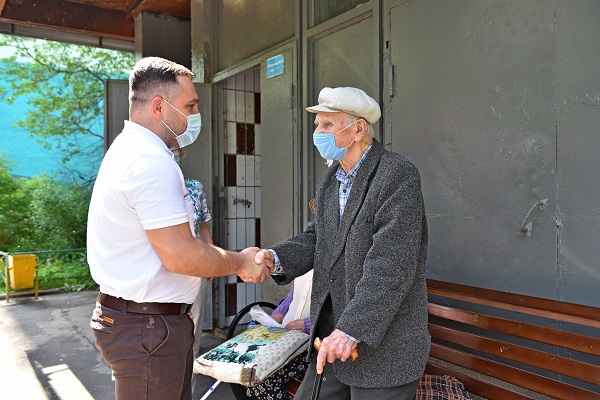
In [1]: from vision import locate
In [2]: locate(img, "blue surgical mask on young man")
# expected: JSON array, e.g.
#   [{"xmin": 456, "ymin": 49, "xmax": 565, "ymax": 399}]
[
  {"xmin": 161, "ymin": 98, "xmax": 202, "ymax": 148},
  {"xmin": 312, "ymin": 119, "xmax": 359, "ymax": 161}
]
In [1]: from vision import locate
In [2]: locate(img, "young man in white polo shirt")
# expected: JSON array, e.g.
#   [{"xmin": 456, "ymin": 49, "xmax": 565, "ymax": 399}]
[{"xmin": 88, "ymin": 57, "xmax": 271, "ymax": 400}]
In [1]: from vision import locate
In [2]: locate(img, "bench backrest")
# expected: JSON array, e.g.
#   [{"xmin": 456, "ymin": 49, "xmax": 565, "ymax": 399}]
[{"xmin": 426, "ymin": 279, "xmax": 600, "ymax": 399}]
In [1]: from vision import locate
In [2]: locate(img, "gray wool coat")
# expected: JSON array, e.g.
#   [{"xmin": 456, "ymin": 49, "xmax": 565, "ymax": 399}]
[{"xmin": 272, "ymin": 139, "xmax": 430, "ymax": 388}]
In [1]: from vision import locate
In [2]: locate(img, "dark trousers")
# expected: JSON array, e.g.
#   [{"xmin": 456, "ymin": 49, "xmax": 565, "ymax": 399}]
[
  {"xmin": 294, "ymin": 352, "xmax": 419, "ymax": 400},
  {"xmin": 297, "ymin": 295, "xmax": 419, "ymax": 399},
  {"xmin": 91, "ymin": 301, "xmax": 195, "ymax": 400}
]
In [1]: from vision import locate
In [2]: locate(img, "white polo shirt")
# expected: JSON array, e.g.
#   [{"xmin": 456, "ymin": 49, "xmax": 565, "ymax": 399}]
[{"xmin": 87, "ymin": 121, "xmax": 201, "ymax": 304}]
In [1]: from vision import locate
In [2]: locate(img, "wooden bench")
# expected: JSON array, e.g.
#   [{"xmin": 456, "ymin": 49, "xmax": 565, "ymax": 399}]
[
  {"xmin": 228, "ymin": 279, "xmax": 600, "ymax": 399},
  {"xmin": 426, "ymin": 278, "xmax": 600, "ymax": 399}
]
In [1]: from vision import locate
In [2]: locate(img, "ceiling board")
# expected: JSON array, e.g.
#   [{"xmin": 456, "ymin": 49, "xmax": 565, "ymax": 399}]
[{"xmin": 0, "ymin": 0, "xmax": 190, "ymax": 42}]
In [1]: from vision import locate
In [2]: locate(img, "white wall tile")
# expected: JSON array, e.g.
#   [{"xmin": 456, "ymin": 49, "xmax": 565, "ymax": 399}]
[
  {"xmin": 236, "ymin": 219, "xmax": 246, "ymax": 249},
  {"xmin": 235, "ymin": 91, "xmax": 246, "ymax": 122},
  {"xmin": 245, "ymin": 281, "xmax": 256, "ymax": 304},
  {"xmin": 236, "ymin": 187, "xmax": 247, "ymax": 218},
  {"xmin": 236, "ymin": 155, "xmax": 246, "ymax": 186},
  {"xmin": 245, "ymin": 156, "xmax": 255, "ymax": 186},
  {"xmin": 254, "ymin": 124, "xmax": 261, "ymax": 155},
  {"xmin": 246, "ymin": 187, "xmax": 255, "ymax": 218},
  {"xmin": 226, "ymin": 122, "xmax": 237, "ymax": 154},
  {"xmin": 255, "ymin": 188, "xmax": 261, "ymax": 218},
  {"xmin": 237, "ymin": 283, "xmax": 247, "ymax": 309},
  {"xmin": 254, "ymin": 156, "xmax": 261, "ymax": 186},
  {"xmin": 245, "ymin": 92, "xmax": 255, "ymax": 124},
  {"xmin": 226, "ymin": 187, "xmax": 237, "ymax": 219},
  {"xmin": 254, "ymin": 283, "xmax": 261, "ymax": 301},
  {"xmin": 245, "ymin": 218, "xmax": 256, "ymax": 247},
  {"xmin": 226, "ymin": 77, "xmax": 235, "ymax": 89},
  {"xmin": 235, "ymin": 74, "xmax": 245, "ymax": 91},
  {"xmin": 225, "ymin": 89, "xmax": 235, "ymax": 121},
  {"xmin": 226, "ymin": 219, "xmax": 237, "ymax": 250},
  {"xmin": 244, "ymin": 69, "xmax": 254, "ymax": 92}
]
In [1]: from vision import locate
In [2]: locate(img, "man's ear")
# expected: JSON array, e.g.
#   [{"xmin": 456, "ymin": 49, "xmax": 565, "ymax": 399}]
[
  {"xmin": 150, "ymin": 96, "xmax": 164, "ymax": 120},
  {"xmin": 355, "ymin": 119, "xmax": 367, "ymax": 137}
]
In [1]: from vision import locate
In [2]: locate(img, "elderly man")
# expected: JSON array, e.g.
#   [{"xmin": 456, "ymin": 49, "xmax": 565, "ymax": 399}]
[
  {"xmin": 88, "ymin": 57, "xmax": 270, "ymax": 400},
  {"xmin": 256, "ymin": 87, "xmax": 430, "ymax": 399}
]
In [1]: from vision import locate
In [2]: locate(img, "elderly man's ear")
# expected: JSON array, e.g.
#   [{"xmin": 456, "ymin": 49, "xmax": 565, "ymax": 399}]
[{"xmin": 355, "ymin": 119, "xmax": 367, "ymax": 136}]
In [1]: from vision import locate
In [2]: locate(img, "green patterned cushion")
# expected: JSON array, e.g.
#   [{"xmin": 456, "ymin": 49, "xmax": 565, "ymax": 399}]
[{"xmin": 193, "ymin": 325, "xmax": 309, "ymax": 387}]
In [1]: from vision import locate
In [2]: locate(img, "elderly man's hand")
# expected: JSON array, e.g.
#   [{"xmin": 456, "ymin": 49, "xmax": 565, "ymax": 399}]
[{"xmin": 315, "ymin": 329, "xmax": 358, "ymax": 374}]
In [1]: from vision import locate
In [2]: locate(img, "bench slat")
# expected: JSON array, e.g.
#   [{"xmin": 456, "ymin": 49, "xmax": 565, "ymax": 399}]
[
  {"xmin": 425, "ymin": 362, "xmax": 534, "ymax": 400},
  {"xmin": 429, "ymin": 303, "xmax": 600, "ymax": 357},
  {"xmin": 429, "ymin": 343, "xmax": 600, "ymax": 400},
  {"xmin": 427, "ymin": 279, "xmax": 600, "ymax": 329},
  {"xmin": 429, "ymin": 324, "xmax": 600, "ymax": 385}
]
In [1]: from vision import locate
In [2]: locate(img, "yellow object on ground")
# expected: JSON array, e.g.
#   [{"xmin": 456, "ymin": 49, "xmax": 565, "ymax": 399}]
[{"xmin": 8, "ymin": 254, "xmax": 37, "ymax": 290}]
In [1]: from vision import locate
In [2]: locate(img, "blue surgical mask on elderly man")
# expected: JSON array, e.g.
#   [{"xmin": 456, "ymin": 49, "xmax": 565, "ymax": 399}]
[
  {"xmin": 312, "ymin": 119, "xmax": 359, "ymax": 161},
  {"xmin": 161, "ymin": 98, "xmax": 202, "ymax": 148}
]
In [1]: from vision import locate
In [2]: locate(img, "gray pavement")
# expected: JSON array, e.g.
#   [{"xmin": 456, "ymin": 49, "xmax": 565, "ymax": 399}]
[{"xmin": 0, "ymin": 290, "xmax": 238, "ymax": 400}]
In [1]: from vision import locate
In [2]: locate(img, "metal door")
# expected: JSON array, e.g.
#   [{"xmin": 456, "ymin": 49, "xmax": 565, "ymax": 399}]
[
  {"xmin": 385, "ymin": 0, "xmax": 558, "ymax": 296},
  {"xmin": 261, "ymin": 46, "xmax": 298, "ymax": 248}
]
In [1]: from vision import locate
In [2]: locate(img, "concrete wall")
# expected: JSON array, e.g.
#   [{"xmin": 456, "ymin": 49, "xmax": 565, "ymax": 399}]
[
  {"xmin": 134, "ymin": 12, "xmax": 191, "ymax": 68},
  {"xmin": 386, "ymin": 0, "xmax": 600, "ymax": 307},
  {"xmin": 215, "ymin": 1, "xmax": 295, "ymax": 71}
]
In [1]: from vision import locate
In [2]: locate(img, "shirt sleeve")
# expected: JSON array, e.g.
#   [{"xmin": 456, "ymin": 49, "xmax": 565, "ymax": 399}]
[
  {"xmin": 122, "ymin": 154, "xmax": 188, "ymax": 230},
  {"xmin": 196, "ymin": 181, "xmax": 211, "ymax": 223},
  {"xmin": 303, "ymin": 317, "xmax": 311, "ymax": 335},
  {"xmin": 272, "ymin": 281, "xmax": 294, "ymax": 316}
]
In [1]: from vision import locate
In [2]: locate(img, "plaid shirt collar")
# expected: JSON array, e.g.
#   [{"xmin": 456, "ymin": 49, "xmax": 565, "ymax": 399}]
[
  {"xmin": 336, "ymin": 145, "xmax": 372, "ymax": 220},
  {"xmin": 335, "ymin": 145, "xmax": 372, "ymax": 184}
]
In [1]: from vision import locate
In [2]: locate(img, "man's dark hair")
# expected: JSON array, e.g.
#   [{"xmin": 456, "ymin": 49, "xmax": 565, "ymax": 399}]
[{"xmin": 129, "ymin": 57, "xmax": 193, "ymax": 106}]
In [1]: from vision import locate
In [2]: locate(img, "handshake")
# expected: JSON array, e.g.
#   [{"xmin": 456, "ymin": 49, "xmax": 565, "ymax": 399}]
[{"xmin": 237, "ymin": 248, "xmax": 275, "ymax": 284}]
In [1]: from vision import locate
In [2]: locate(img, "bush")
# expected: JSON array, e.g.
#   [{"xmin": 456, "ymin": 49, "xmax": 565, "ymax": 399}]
[
  {"xmin": 23, "ymin": 175, "xmax": 91, "ymax": 250},
  {"xmin": 0, "ymin": 153, "xmax": 33, "ymax": 251},
  {"xmin": 38, "ymin": 252, "xmax": 97, "ymax": 292},
  {"xmin": 0, "ymin": 154, "xmax": 94, "ymax": 293}
]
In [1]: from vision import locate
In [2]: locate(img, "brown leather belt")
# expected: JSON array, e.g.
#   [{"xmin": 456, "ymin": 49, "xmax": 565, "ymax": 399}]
[{"xmin": 98, "ymin": 293, "xmax": 191, "ymax": 315}]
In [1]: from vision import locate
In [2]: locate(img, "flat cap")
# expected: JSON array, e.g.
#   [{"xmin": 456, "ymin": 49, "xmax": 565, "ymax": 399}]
[{"xmin": 306, "ymin": 87, "xmax": 381, "ymax": 124}]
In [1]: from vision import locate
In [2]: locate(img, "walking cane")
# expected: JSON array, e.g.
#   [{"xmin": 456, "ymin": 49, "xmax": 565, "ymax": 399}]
[
  {"xmin": 311, "ymin": 337, "xmax": 359, "ymax": 400},
  {"xmin": 199, "ymin": 380, "xmax": 221, "ymax": 400}
]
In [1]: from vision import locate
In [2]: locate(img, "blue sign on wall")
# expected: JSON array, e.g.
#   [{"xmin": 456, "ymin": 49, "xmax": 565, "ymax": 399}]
[{"xmin": 266, "ymin": 54, "xmax": 285, "ymax": 78}]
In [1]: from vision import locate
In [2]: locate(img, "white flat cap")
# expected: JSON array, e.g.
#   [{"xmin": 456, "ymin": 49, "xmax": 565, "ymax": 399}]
[{"xmin": 306, "ymin": 87, "xmax": 381, "ymax": 124}]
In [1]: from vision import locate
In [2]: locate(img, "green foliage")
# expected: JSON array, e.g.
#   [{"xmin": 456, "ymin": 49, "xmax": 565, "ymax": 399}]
[
  {"xmin": 0, "ymin": 154, "xmax": 91, "ymax": 252},
  {"xmin": 0, "ymin": 154, "xmax": 94, "ymax": 293},
  {"xmin": 38, "ymin": 253, "xmax": 97, "ymax": 292},
  {"xmin": 0, "ymin": 34, "xmax": 134, "ymax": 185},
  {"xmin": 0, "ymin": 153, "xmax": 33, "ymax": 251},
  {"xmin": 23, "ymin": 175, "xmax": 92, "ymax": 250}
]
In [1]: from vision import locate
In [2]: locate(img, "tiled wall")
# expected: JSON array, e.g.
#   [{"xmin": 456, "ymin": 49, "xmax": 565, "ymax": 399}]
[{"xmin": 222, "ymin": 67, "xmax": 262, "ymax": 319}]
